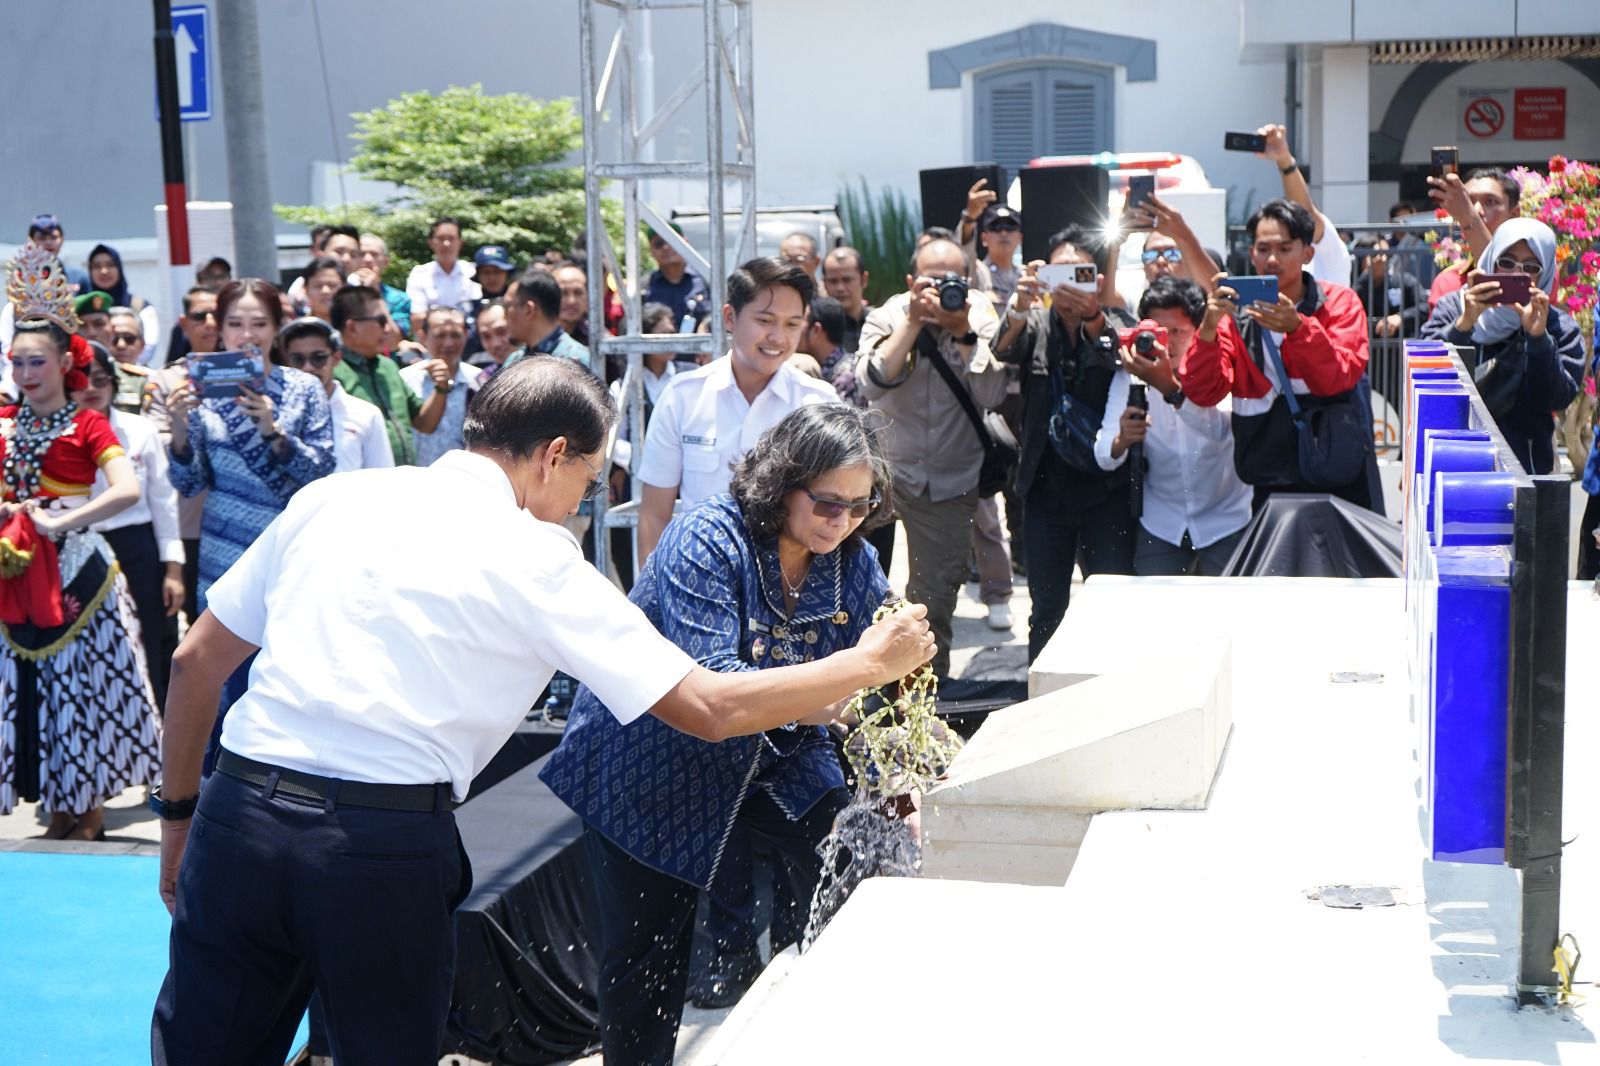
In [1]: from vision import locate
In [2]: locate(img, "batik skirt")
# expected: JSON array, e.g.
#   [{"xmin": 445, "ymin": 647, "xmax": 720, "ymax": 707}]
[{"xmin": 0, "ymin": 529, "xmax": 161, "ymax": 815}]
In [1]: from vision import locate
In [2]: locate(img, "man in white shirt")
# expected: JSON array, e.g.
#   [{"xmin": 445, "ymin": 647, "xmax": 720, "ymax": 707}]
[
  {"xmin": 277, "ymin": 317, "xmax": 394, "ymax": 474},
  {"xmin": 1254, "ymin": 122, "xmax": 1353, "ymax": 287},
  {"xmin": 636, "ymin": 257, "xmax": 838, "ymax": 563},
  {"xmin": 1094, "ymin": 277, "xmax": 1253, "ymax": 575},
  {"xmin": 149, "ymin": 355, "xmax": 933, "ymax": 1064},
  {"xmin": 403, "ymin": 305, "xmax": 486, "ymax": 465},
  {"xmin": 404, "ymin": 216, "xmax": 481, "ymax": 315}
]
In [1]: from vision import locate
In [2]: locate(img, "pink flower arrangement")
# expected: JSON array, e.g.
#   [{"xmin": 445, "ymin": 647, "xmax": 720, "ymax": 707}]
[{"xmin": 1508, "ymin": 157, "xmax": 1599, "ymax": 337}]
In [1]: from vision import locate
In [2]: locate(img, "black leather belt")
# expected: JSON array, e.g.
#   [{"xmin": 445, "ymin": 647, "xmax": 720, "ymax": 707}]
[{"xmin": 216, "ymin": 749, "xmax": 453, "ymax": 813}]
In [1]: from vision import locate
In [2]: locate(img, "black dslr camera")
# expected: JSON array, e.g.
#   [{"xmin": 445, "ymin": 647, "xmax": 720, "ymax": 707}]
[{"xmin": 930, "ymin": 272, "xmax": 969, "ymax": 312}]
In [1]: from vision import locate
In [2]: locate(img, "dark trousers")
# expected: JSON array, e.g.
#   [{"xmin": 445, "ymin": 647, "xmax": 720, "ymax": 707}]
[
  {"xmin": 152, "ymin": 767, "xmax": 471, "ymax": 1066},
  {"xmin": 102, "ymin": 522, "xmax": 169, "ymax": 707},
  {"xmin": 866, "ymin": 517, "xmax": 896, "ymax": 577},
  {"xmin": 586, "ymin": 788, "xmax": 848, "ymax": 1066},
  {"xmin": 1579, "ymin": 492, "xmax": 1600, "ymax": 582},
  {"xmin": 1024, "ymin": 478, "xmax": 1134, "ymax": 662}
]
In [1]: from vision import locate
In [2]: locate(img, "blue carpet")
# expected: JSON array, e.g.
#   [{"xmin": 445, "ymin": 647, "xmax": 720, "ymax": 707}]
[{"xmin": 0, "ymin": 851, "xmax": 306, "ymax": 1063}]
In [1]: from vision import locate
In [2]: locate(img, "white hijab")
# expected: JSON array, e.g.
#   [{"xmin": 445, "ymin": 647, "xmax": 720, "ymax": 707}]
[{"xmin": 1472, "ymin": 217, "xmax": 1557, "ymax": 345}]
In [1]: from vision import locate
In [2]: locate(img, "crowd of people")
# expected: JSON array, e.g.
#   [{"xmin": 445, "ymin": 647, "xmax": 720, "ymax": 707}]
[{"xmin": 2, "ymin": 120, "xmax": 1597, "ymax": 1063}]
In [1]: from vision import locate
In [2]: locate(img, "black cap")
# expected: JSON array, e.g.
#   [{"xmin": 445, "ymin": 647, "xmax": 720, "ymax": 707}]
[{"xmin": 981, "ymin": 205, "xmax": 1023, "ymax": 231}]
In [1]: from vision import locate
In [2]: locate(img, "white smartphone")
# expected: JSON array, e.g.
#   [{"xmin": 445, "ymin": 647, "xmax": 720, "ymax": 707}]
[{"xmin": 1037, "ymin": 262, "xmax": 1098, "ymax": 292}]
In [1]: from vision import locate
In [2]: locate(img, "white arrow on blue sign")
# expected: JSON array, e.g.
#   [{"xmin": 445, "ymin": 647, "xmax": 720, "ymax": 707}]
[{"xmin": 168, "ymin": 5, "xmax": 211, "ymax": 122}]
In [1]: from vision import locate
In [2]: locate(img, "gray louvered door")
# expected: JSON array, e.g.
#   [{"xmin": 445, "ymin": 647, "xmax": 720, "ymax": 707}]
[{"xmin": 975, "ymin": 64, "xmax": 1112, "ymax": 173}]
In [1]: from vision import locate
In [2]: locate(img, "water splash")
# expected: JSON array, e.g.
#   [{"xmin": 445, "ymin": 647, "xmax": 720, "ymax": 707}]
[{"xmin": 800, "ymin": 789, "xmax": 920, "ymax": 950}]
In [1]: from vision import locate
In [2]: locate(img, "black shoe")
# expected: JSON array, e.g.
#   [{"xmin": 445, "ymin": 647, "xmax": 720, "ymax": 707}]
[{"xmin": 687, "ymin": 948, "xmax": 764, "ymax": 1009}]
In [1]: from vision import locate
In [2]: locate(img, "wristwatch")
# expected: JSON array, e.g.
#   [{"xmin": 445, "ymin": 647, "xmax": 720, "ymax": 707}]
[
  {"xmin": 149, "ymin": 786, "xmax": 199, "ymax": 821},
  {"xmin": 1280, "ymin": 160, "xmax": 1298, "ymax": 175},
  {"xmin": 957, "ymin": 330, "xmax": 979, "ymax": 347},
  {"xmin": 1163, "ymin": 387, "xmax": 1186, "ymax": 409}
]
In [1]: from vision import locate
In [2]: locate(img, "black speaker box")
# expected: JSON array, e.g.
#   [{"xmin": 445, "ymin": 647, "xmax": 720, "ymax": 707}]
[
  {"xmin": 918, "ymin": 164, "xmax": 1006, "ymax": 234},
  {"xmin": 1019, "ymin": 165, "xmax": 1109, "ymax": 264}
]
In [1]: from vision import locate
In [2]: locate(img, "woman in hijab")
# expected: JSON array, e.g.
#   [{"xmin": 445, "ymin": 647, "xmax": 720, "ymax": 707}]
[
  {"xmin": 87, "ymin": 243, "xmax": 162, "ymax": 367},
  {"xmin": 1422, "ymin": 217, "xmax": 1585, "ymax": 475}
]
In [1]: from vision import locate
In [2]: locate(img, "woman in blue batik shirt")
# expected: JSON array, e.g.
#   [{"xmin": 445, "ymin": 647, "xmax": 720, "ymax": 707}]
[
  {"xmin": 542, "ymin": 403, "xmax": 893, "ymax": 1065},
  {"xmin": 164, "ymin": 277, "xmax": 334, "ymax": 762}
]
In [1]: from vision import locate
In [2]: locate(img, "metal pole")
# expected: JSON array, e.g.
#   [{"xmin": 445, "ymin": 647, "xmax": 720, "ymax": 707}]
[
  {"xmin": 704, "ymin": 0, "xmax": 727, "ymax": 362},
  {"xmin": 216, "ymin": 0, "xmax": 276, "ymax": 279},
  {"xmin": 581, "ymin": 0, "xmax": 611, "ymax": 576},
  {"xmin": 153, "ymin": 0, "xmax": 193, "ymax": 307}
]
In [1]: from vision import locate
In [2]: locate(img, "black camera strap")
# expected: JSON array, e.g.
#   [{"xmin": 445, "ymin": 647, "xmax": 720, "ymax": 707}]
[{"xmin": 918, "ymin": 327, "xmax": 995, "ymax": 453}]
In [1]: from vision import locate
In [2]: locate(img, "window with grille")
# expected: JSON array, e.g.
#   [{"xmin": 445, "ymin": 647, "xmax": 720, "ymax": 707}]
[{"xmin": 975, "ymin": 63, "xmax": 1112, "ymax": 174}]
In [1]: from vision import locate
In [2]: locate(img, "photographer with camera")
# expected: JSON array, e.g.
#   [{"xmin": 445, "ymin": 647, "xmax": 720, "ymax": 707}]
[
  {"xmin": 993, "ymin": 226, "xmax": 1136, "ymax": 662},
  {"xmin": 1093, "ymin": 278, "xmax": 1253, "ymax": 575},
  {"xmin": 857, "ymin": 237, "xmax": 1006, "ymax": 678}
]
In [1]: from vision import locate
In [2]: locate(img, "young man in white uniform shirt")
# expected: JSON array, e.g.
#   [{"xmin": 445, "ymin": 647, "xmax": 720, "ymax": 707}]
[
  {"xmin": 1094, "ymin": 277, "xmax": 1253, "ymax": 575},
  {"xmin": 404, "ymin": 217, "xmax": 482, "ymax": 315},
  {"xmin": 635, "ymin": 257, "xmax": 838, "ymax": 563},
  {"xmin": 277, "ymin": 317, "xmax": 393, "ymax": 473},
  {"xmin": 149, "ymin": 356, "xmax": 933, "ymax": 1064}
]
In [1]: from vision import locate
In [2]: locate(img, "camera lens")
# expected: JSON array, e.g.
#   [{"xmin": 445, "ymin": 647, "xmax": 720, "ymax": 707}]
[{"xmin": 1135, "ymin": 331, "xmax": 1156, "ymax": 354}]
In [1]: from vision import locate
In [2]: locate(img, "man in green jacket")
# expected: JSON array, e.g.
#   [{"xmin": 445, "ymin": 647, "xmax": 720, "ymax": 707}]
[{"xmin": 330, "ymin": 285, "xmax": 451, "ymax": 464}]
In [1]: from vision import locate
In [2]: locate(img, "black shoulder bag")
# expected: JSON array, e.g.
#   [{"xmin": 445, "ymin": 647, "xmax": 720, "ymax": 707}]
[
  {"xmin": 918, "ymin": 329, "xmax": 1018, "ymax": 496},
  {"xmin": 1043, "ymin": 329, "xmax": 1105, "ymax": 476},
  {"xmin": 1259, "ymin": 330, "xmax": 1368, "ymax": 489}
]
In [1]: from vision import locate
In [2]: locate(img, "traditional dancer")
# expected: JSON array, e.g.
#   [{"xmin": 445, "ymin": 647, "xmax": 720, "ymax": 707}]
[{"xmin": 0, "ymin": 244, "xmax": 161, "ymax": 840}]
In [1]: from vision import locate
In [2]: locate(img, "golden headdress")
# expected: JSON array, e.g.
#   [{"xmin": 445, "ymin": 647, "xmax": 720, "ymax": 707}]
[{"xmin": 6, "ymin": 242, "xmax": 80, "ymax": 334}]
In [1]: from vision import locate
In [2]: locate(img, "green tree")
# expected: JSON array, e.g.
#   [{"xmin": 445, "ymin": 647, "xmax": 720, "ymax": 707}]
[
  {"xmin": 836, "ymin": 178, "xmax": 919, "ymax": 306},
  {"xmin": 277, "ymin": 84, "xmax": 621, "ymax": 286}
]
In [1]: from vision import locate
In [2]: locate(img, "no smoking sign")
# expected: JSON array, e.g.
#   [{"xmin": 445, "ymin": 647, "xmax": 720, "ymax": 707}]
[
  {"xmin": 1463, "ymin": 96, "xmax": 1505, "ymax": 138},
  {"xmin": 1458, "ymin": 88, "xmax": 1514, "ymax": 142}
]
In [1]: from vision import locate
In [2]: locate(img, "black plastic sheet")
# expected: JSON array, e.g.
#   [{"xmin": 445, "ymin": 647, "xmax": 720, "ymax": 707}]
[
  {"xmin": 445, "ymin": 752, "xmax": 603, "ymax": 1064},
  {"xmin": 1221, "ymin": 493, "xmax": 1403, "ymax": 578}
]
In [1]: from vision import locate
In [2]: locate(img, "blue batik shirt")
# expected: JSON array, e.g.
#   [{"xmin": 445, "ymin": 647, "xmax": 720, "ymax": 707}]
[
  {"xmin": 167, "ymin": 365, "xmax": 335, "ymax": 608},
  {"xmin": 541, "ymin": 493, "xmax": 889, "ymax": 889}
]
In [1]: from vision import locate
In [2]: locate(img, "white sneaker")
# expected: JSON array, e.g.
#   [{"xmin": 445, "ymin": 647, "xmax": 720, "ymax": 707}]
[{"xmin": 986, "ymin": 604, "xmax": 1013, "ymax": 631}]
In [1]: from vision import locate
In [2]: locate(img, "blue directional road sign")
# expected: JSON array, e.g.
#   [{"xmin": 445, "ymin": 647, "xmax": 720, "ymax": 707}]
[{"xmin": 169, "ymin": 5, "xmax": 212, "ymax": 121}]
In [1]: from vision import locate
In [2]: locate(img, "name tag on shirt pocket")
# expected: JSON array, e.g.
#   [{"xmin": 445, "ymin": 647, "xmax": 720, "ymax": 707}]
[{"xmin": 683, "ymin": 439, "xmax": 721, "ymax": 473}]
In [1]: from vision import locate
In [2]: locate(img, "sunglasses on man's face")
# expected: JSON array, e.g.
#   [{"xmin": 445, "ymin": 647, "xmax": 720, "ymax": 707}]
[
  {"xmin": 286, "ymin": 350, "xmax": 334, "ymax": 370},
  {"xmin": 111, "ymin": 332, "xmax": 143, "ymax": 347},
  {"xmin": 985, "ymin": 223, "xmax": 1021, "ymax": 234},
  {"xmin": 186, "ymin": 309, "xmax": 218, "ymax": 323},
  {"xmin": 1141, "ymin": 248, "xmax": 1183, "ymax": 265},
  {"xmin": 805, "ymin": 490, "xmax": 880, "ymax": 520}
]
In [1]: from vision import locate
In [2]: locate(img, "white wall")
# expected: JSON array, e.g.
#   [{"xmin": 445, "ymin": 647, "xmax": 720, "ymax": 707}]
[{"xmin": 750, "ymin": 3, "xmax": 1289, "ymax": 225}]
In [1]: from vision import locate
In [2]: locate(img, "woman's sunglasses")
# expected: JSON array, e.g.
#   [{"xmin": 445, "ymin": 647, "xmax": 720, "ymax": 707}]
[
  {"xmin": 805, "ymin": 490, "xmax": 880, "ymax": 519},
  {"xmin": 1493, "ymin": 256, "xmax": 1542, "ymax": 277}
]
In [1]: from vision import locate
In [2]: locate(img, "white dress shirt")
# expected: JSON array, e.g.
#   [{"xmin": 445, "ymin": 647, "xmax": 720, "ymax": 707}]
[
  {"xmin": 401, "ymin": 360, "xmax": 487, "ymax": 466},
  {"xmin": 1093, "ymin": 368, "xmax": 1253, "ymax": 550},
  {"xmin": 637, "ymin": 355, "xmax": 839, "ymax": 504},
  {"xmin": 91, "ymin": 408, "xmax": 184, "ymax": 564},
  {"xmin": 326, "ymin": 382, "xmax": 394, "ymax": 473},
  {"xmin": 404, "ymin": 259, "xmax": 481, "ymax": 316},
  {"xmin": 207, "ymin": 450, "xmax": 697, "ymax": 799}
]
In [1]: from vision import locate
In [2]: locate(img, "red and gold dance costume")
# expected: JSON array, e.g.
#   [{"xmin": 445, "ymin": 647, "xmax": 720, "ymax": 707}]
[{"xmin": 0, "ymin": 244, "xmax": 161, "ymax": 817}]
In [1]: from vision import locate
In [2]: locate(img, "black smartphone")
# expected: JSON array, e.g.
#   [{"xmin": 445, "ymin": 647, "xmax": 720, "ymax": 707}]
[
  {"xmin": 1126, "ymin": 174, "xmax": 1156, "ymax": 220},
  {"xmin": 1224, "ymin": 131, "xmax": 1267, "ymax": 153},
  {"xmin": 1431, "ymin": 145, "xmax": 1460, "ymax": 179}
]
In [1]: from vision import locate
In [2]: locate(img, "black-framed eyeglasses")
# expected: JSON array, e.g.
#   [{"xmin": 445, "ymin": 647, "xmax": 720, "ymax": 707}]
[
  {"xmin": 85, "ymin": 374, "xmax": 115, "ymax": 389},
  {"xmin": 1493, "ymin": 256, "xmax": 1542, "ymax": 277},
  {"xmin": 286, "ymin": 350, "xmax": 335, "ymax": 370},
  {"xmin": 347, "ymin": 314, "xmax": 389, "ymax": 325},
  {"xmin": 1141, "ymin": 248, "xmax": 1183, "ymax": 265},
  {"xmin": 805, "ymin": 490, "xmax": 880, "ymax": 520},
  {"xmin": 572, "ymin": 452, "xmax": 606, "ymax": 501}
]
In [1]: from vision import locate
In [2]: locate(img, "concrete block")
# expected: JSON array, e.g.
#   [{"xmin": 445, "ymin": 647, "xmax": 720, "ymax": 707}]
[{"xmin": 921, "ymin": 647, "xmax": 1231, "ymax": 884}]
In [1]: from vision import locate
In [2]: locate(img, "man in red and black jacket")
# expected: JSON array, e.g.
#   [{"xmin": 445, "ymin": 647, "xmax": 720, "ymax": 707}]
[{"xmin": 1180, "ymin": 199, "xmax": 1381, "ymax": 514}]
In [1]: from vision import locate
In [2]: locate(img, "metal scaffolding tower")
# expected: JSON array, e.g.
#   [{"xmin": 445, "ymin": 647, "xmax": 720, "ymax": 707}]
[{"xmin": 578, "ymin": 0, "xmax": 756, "ymax": 576}]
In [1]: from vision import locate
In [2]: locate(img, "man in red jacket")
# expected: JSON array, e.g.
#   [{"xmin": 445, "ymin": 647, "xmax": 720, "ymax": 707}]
[{"xmin": 1181, "ymin": 199, "xmax": 1380, "ymax": 513}]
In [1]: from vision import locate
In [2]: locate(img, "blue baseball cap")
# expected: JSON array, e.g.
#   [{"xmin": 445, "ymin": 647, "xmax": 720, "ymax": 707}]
[{"xmin": 473, "ymin": 245, "xmax": 516, "ymax": 271}]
